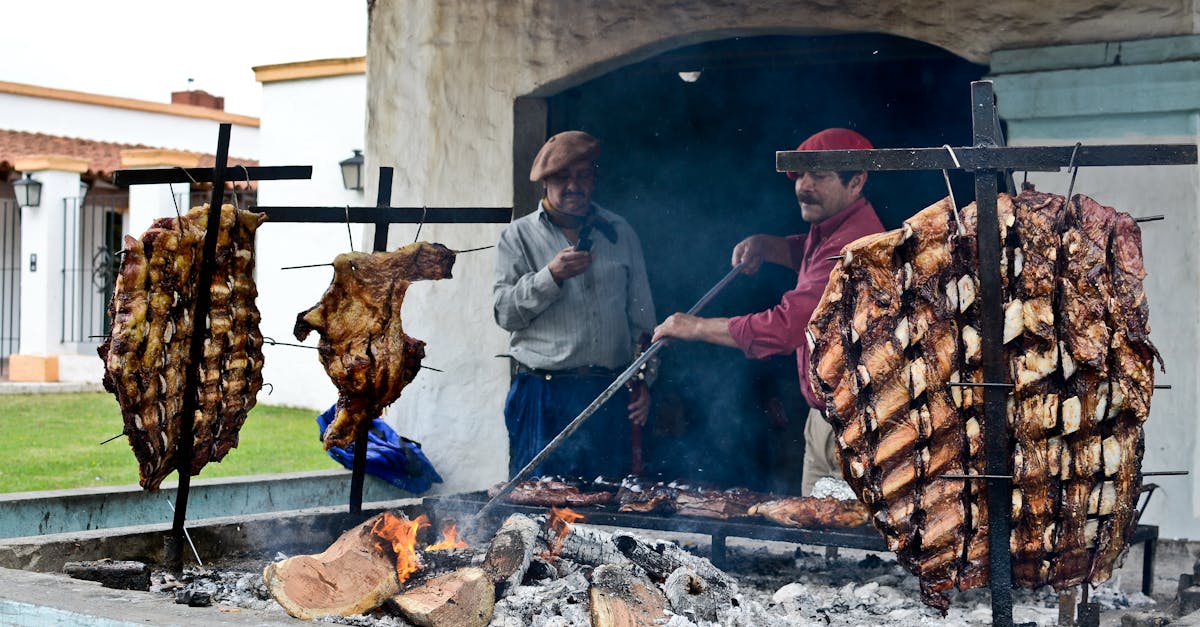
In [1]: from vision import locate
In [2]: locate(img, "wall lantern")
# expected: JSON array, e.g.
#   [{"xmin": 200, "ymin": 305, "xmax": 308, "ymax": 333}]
[
  {"xmin": 339, "ymin": 149, "xmax": 364, "ymax": 191},
  {"xmin": 13, "ymin": 173, "xmax": 42, "ymax": 207}
]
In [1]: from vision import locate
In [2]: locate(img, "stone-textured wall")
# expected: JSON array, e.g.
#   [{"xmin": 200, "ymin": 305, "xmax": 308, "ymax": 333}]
[{"xmin": 365, "ymin": 0, "xmax": 1200, "ymax": 499}]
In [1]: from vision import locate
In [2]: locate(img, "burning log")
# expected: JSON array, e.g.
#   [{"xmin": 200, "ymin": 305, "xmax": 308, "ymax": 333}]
[
  {"xmin": 611, "ymin": 531, "xmax": 738, "ymax": 620},
  {"xmin": 589, "ymin": 564, "xmax": 668, "ymax": 627},
  {"xmin": 547, "ymin": 506, "xmax": 628, "ymax": 566},
  {"xmin": 393, "ymin": 566, "xmax": 495, "ymax": 627},
  {"xmin": 62, "ymin": 560, "xmax": 150, "ymax": 591},
  {"xmin": 612, "ymin": 532, "xmax": 735, "ymax": 590},
  {"xmin": 482, "ymin": 513, "xmax": 542, "ymax": 596},
  {"xmin": 664, "ymin": 567, "xmax": 725, "ymax": 623},
  {"xmin": 262, "ymin": 513, "xmax": 400, "ymax": 620}
]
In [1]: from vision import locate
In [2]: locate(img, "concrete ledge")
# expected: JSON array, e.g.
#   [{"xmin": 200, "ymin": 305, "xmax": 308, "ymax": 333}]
[
  {"xmin": 0, "ymin": 499, "xmax": 424, "ymax": 573},
  {"xmin": 0, "ymin": 380, "xmax": 104, "ymax": 394},
  {"xmin": 0, "ymin": 469, "xmax": 449, "ymax": 539}
]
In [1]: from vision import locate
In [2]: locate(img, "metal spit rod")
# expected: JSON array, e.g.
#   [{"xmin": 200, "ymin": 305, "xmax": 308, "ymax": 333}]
[{"xmin": 474, "ymin": 262, "xmax": 747, "ymax": 523}]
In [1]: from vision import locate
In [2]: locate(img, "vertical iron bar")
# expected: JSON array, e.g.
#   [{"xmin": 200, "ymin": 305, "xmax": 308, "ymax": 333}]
[
  {"xmin": 169, "ymin": 123, "xmax": 232, "ymax": 571},
  {"xmin": 971, "ymin": 80, "xmax": 1014, "ymax": 627},
  {"xmin": 349, "ymin": 166, "xmax": 394, "ymax": 514},
  {"xmin": 60, "ymin": 199, "xmax": 67, "ymax": 343},
  {"xmin": 84, "ymin": 196, "xmax": 93, "ymax": 341}
]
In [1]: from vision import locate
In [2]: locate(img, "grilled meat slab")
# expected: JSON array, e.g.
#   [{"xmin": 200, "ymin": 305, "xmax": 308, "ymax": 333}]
[
  {"xmin": 808, "ymin": 191, "xmax": 1159, "ymax": 611},
  {"xmin": 295, "ymin": 242, "xmax": 456, "ymax": 449},
  {"xmin": 99, "ymin": 204, "xmax": 266, "ymax": 489}
]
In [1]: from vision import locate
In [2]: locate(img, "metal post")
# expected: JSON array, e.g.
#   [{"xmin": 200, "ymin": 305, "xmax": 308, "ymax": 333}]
[
  {"xmin": 168, "ymin": 123, "xmax": 232, "ymax": 572},
  {"xmin": 348, "ymin": 166, "xmax": 395, "ymax": 514},
  {"xmin": 971, "ymin": 81, "xmax": 1014, "ymax": 627}
]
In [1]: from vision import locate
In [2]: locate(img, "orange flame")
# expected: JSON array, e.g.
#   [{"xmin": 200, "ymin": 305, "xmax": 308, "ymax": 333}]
[
  {"xmin": 427, "ymin": 522, "xmax": 469, "ymax": 551},
  {"xmin": 547, "ymin": 507, "xmax": 584, "ymax": 556},
  {"xmin": 371, "ymin": 512, "xmax": 431, "ymax": 583}
]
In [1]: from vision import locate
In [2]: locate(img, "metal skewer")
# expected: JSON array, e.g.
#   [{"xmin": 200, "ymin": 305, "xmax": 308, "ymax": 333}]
[{"xmin": 474, "ymin": 262, "xmax": 747, "ymax": 524}]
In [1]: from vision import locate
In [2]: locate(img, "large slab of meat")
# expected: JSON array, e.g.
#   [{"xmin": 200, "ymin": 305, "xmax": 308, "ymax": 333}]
[
  {"xmin": 294, "ymin": 242, "xmax": 456, "ymax": 449},
  {"xmin": 99, "ymin": 204, "xmax": 266, "ymax": 489},
  {"xmin": 807, "ymin": 191, "xmax": 1160, "ymax": 611}
]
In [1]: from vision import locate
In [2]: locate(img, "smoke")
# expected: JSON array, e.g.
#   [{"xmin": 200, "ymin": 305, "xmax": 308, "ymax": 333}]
[{"xmin": 546, "ymin": 33, "xmax": 986, "ymax": 493}]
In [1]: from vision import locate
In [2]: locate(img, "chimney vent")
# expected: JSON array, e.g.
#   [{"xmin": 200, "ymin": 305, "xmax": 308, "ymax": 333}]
[{"xmin": 171, "ymin": 90, "xmax": 225, "ymax": 111}]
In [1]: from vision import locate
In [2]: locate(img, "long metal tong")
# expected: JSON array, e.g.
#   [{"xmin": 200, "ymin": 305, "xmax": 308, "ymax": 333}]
[{"xmin": 474, "ymin": 261, "xmax": 747, "ymax": 522}]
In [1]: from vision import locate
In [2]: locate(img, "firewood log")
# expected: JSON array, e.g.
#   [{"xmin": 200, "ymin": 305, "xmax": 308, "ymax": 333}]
[
  {"xmin": 589, "ymin": 564, "xmax": 667, "ymax": 627},
  {"xmin": 393, "ymin": 567, "xmax": 494, "ymax": 627},
  {"xmin": 262, "ymin": 514, "xmax": 399, "ymax": 620},
  {"xmin": 482, "ymin": 514, "xmax": 542, "ymax": 597}
]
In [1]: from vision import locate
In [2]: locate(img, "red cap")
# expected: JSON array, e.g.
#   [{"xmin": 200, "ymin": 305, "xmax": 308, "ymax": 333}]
[{"xmin": 786, "ymin": 128, "xmax": 873, "ymax": 180}]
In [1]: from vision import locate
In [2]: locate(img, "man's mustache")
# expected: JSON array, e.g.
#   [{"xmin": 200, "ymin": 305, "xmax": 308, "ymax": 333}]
[{"xmin": 798, "ymin": 193, "xmax": 819, "ymax": 204}]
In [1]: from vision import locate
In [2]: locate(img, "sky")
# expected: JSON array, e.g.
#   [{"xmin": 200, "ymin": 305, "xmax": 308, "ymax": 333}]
[{"xmin": 2, "ymin": 0, "xmax": 368, "ymax": 117}]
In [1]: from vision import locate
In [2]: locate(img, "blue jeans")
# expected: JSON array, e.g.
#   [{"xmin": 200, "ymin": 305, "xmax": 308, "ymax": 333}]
[{"xmin": 504, "ymin": 372, "xmax": 633, "ymax": 479}]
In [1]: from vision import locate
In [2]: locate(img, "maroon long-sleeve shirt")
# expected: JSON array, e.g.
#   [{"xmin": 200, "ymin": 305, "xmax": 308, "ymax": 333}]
[{"xmin": 727, "ymin": 197, "xmax": 884, "ymax": 409}]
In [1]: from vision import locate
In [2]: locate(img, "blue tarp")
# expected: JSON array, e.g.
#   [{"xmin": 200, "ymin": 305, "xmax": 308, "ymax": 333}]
[{"xmin": 316, "ymin": 405, "xmax": 443, "ymax": 494}]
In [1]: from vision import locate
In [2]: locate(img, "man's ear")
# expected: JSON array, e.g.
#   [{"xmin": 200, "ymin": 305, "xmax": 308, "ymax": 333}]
[{"xmin": 850, "ymin": 171, "xmax": 867, "ymax": 194}]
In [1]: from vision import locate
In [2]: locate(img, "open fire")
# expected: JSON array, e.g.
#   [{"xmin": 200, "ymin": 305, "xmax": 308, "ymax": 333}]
[{"xmin": 371, "ymin": 512, "xmax": 470, "ymax": 583}]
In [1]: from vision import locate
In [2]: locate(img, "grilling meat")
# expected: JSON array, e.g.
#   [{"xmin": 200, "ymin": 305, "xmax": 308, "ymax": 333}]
[
  {"xmin": 99, "ymin": 204, "xmax": 266, "ymax": 489},
  {"xmin": 808, "ymin": 191, "xmax": 1158, "ymax": 611},
  {"xmin": 674, "ymin": 485, "xmax": 771, "ymax": 520},
  {"xmin": 294, "ymin": 242, "xmax": 455, "ymax": 449},
  {"xmin": 749, "ymin": 496, "xmax": 870, "ymax": 528},
  {"xmin": 488, "ymin": 478, "xmax": 615, "ymax": 507}
]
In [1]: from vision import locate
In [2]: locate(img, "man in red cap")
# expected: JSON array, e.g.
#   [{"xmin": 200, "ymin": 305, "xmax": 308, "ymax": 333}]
[
  {"xmin": 494, "ymin": 130, "xmax": 656, "ymax": 479},
  {"xmin": 652, "ymin": 127, "xmax": 884, "ymax": 495}
]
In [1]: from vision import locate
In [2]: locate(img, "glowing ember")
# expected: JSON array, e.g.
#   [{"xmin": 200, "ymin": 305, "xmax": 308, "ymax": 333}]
[
  {"xmin": 371, "ymin": 512, "xmax": 430, "ymax": 583},
  {"xmin": 547, "ymin": 507, "xmax": 584, "ymax": 556},
  {"xmin": 427, "ymin": 522, "xmax": 469, "ymax": 551}
]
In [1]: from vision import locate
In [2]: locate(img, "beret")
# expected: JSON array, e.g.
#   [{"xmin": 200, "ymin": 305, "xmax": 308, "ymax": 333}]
[
  {"xmin": 786, "ymin": 128, "xmax": 874, "ymax": 180},
  {"xmin": 530, "ymin": 131, "xmax": 601, "ymax": 182}
]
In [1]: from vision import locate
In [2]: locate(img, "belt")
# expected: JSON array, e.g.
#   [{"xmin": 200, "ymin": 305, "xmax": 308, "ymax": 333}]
[{"xmin": 515, "ymin": 363, "xmax": 622, "ymax": 380}]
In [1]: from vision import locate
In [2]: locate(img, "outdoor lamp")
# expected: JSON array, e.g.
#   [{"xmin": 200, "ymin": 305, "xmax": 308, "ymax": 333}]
[
  {"xmin": 13, "ymin": 173, "xmax": 42, "ymax": 207},
  {"xmin": 339, "ymin": 149, "xmax": 364, "ymax": 191}
]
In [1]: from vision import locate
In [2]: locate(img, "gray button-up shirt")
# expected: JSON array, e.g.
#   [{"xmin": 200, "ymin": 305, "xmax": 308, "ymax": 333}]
[{"xmin": 493, "ymin": 203, "xmax": 656, "ymax": 371}]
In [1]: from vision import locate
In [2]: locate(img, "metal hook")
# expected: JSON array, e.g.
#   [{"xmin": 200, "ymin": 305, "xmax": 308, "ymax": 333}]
[
  {"xmin": 414, "ymin": 207, "xmax": 428, "ymax": 243},
  {"xmin": 1065, "ymin": 142, "xmax": 1082, "ymax": 202},
  {"xmin": 262, "ymin": 382, "xmax": 274, "ymax": 396},
  {"xmin": 345, "ymin": 205, "xmax": 354, "ymax": 251},
  {"xmin": 942, "ymin": 145, "xmax": 965, "ymax": 236},
  {"xmin": 232, "ymin": 164, "xmax": 251, "ymax": 210}
]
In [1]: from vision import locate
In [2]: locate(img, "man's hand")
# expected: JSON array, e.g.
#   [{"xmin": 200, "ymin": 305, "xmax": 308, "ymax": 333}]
[
  {"xmin": 732, "ymin": 234, "xmax": 793, "ymax": 274},
  {"xmin": 547, "ymin": 246, "xmax": 592, "ymax": 284},
  {"xmin": 652, "ymin": 313, "xmax": 737, "ymax": 347},
  {"xmin": 627, "ymin": 383, "xmax": 650, "ymax": 426}
]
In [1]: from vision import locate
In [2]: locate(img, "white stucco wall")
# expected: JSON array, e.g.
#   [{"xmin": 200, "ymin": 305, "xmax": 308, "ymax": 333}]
[
  {"xmin": 0, "ymin": 91, "xmax": 258, "ymax": 159},
  {"xmin": 365, "ymin": 1, "xmax": 1200, "ymax": 518},
  {"xmin": 254, "ymin": 73, "xmax": 366, "ymax": 413}
]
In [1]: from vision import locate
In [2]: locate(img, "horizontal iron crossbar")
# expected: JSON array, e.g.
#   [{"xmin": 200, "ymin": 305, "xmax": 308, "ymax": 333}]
[
  {"xmin": 113, "ymin": 165, "xmax": 313, "ymax": 186},
  {"xmin": 251, "ymin": 206, "xmax": 512, "ymax": 224},
  {"xmin": 776, "ymin": 145, "xmax": 1197, "ymax": 173}
]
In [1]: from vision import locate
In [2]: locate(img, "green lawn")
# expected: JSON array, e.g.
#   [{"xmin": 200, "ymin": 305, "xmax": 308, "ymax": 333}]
[{"xmin": 0, "ymin": 393, "xmax": 337, "ymax": 494}]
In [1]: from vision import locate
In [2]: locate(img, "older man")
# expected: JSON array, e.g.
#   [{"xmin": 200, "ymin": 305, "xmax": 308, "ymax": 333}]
[
  {"xmin": 653, "ymin": 128, "xmax": 884, "ymax": 495},
  {"xmin": 494, "ymin": 130, "xmax": 656, "ymax": 479}
]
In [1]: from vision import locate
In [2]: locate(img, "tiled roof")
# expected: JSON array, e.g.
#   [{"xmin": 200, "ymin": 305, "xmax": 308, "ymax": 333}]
[{"xmin": 0, "ymin": 129, "xmax": 258, "ymax": 181}]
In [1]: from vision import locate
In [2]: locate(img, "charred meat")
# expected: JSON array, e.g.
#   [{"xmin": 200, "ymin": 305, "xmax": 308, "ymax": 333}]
[
  {"xmin": 295, "ymin": 242, "xmax": 456, "ymax": 449},
  {"xmin": 99, "ymin": 204, "xmax": 266, "ymax": 490},
  {"xmin": 808, "ymin": 191, "xmax": 1159, "ymax": 611}
]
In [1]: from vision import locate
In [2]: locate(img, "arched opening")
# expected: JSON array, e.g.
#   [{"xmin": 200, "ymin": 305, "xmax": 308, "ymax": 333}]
[{"xmin": 530, "ymin": 33, "xmax": 986, "ymax": 492}]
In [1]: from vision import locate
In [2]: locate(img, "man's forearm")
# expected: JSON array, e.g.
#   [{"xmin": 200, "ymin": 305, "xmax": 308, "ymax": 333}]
[{"xmin": 653, "ymin": 313, "xmax": 738, "ymax": 348}]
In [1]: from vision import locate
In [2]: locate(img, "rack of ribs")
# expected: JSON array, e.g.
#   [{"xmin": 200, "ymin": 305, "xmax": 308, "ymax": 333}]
[
  {"xmin": 807, "ymin": 190, "xmax": 1159, "ymax": 611},
  {"xmin": 99, "ymin": 204, "xmax": 266, "ymax": 489}
]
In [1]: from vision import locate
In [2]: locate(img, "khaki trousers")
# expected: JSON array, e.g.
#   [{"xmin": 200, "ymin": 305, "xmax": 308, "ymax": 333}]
[{"xmin": 801, "ymin": 407, "xmax": 840, "ymax": 496}]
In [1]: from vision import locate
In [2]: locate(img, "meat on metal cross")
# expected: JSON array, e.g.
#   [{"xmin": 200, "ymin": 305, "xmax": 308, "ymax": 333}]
[
  {"xmin": 112, "ymin": 122, "xmax": 313, "ymax": 573},
  {"xmin": 776, "ymin": 80, "xmax": 1196, "ymax": 627},
  {"xmin": 253, "ymin": 167, "xmax": 513, "ymax": 516}
]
